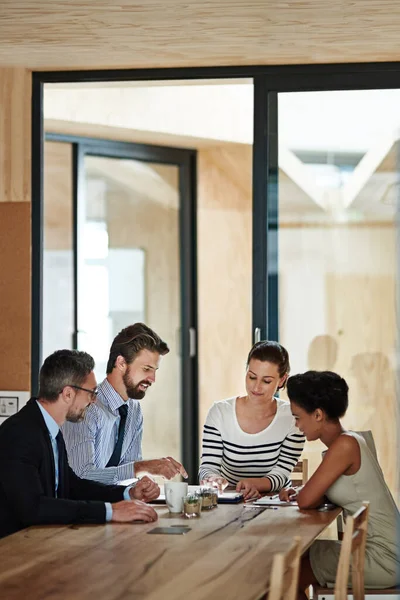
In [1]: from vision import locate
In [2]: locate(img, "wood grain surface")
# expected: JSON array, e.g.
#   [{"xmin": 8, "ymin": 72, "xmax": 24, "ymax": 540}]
[
  {"xmin": 0, "ymin": 1, "xmax": 400, "ymax": 69},
  {"xmin": 0, "ymin": 504, "xmax": 341, "ymax": 600}
]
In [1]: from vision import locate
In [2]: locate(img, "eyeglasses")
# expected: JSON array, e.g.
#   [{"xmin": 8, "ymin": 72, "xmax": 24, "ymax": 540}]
[{"xmin": 67, "ymin": 385, "xmax": 98, "ymax": 401}]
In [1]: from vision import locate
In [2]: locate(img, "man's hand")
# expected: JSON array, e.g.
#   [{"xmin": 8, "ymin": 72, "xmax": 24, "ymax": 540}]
[
  {"xmin": 135, "ymin": 457, "xmax": 188, "ymax": 480},
  {"xmin": 278, "ymin": 487, "xmax": 298, "ymax": 502},
  {"xmin": 111, "ymin": 499, "xmax": 158, "ymax": 523},
  {"xmin": 200, "ymin": 475, "xmax": 229, "ymax": 492},
  {"xmin": 236, "ymin": 478, "xmax": 262, "ymax": 501},
  {"xmin": 129, "ymin": 476, "xmax": 160, "ymax": 502}
]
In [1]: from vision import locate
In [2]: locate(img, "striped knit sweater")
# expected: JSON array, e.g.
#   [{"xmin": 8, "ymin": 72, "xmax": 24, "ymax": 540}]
[{"xmin": 199, "ymin": 397, "xmax": 305, "ymax": 492}]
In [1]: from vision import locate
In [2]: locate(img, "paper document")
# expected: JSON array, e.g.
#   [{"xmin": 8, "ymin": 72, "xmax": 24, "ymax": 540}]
[{"xmin": 252, "ymin": 494, "xmax": 297, "ymax": 507}]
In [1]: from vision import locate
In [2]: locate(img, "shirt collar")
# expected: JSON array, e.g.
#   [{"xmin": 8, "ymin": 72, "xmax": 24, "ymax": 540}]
[
  {"xmin": 99, "ymin": 378, "xmax": 130, "ymax": 414},
  {"xmin": 36, "ymin": 400, "xmax": 60, "ymax": 440}
]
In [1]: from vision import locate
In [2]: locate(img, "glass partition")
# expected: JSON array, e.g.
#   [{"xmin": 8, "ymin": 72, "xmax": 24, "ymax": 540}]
[
  {"xmin": 79, "ymin": 155, "xmax": 181, "ymax": 461},
  {"xmin": 277, "ymin": 89, "xmax": 399, "ymax": 498},
  {"xmin": 42, "ymin": 141, "xmax": 74, "ymax": 358}
]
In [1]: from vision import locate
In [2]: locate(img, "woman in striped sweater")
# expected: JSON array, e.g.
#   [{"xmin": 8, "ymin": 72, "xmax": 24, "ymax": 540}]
[{"xmin": 199, "ymin": 341, "xmax": 305, "ymax": 501}]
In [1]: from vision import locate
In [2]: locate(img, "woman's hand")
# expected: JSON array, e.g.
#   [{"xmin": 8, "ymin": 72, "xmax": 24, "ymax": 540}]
[
  {"xmin": 200, "ymin": 475, "xmax": 229, "ymax": 492},
  {"xmin": 278, "ymin": 487, "xmax": 298, "ymax": 502},
  {"xmin": 236, "ymin": 478, "xmax": 262, "ymax": 501}
]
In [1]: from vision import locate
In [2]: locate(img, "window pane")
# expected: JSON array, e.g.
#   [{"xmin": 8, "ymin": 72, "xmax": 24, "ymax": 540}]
[
  {"xmin": 278, "ymin": 90, "xmax": 399, "ymax": 497},
  {"xmin": 43, "ymin": 141, "xmax": 74, "ymax": 358},
  {"xmin": 79, "ymin": 156, "xmax": 181, "ymax": 461}
]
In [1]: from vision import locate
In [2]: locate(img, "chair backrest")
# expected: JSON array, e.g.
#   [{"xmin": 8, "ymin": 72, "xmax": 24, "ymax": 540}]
[
  {"xmin": 355, "ymin": 430, "xmax": 378, "ymax": 459},
  {"xmin": 291, "ymin": 459, "xmax": 309, "ymax": 485},
  {"xmin": 336, "ymin": 434, "xmax": 374, "ymax": 541},
  {"xmin": 334, "ymin": 501, "xmax": 370, "ymax": 600},
  {"xmin": 268, "ymin": 536, "xmax": 302, "ymax": 600}
]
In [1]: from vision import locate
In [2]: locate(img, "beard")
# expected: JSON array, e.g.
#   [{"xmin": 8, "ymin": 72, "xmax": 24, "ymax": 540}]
[
  {"xmin": 66, "ymin": 405, "xmax": 87, "ymax": 423},
  {"xmin": 123, "ymin": 371, "xmax": 151, "ymax": 399}
]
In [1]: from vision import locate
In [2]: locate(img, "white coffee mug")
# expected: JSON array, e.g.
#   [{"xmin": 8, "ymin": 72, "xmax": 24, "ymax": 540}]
[{"xmin": 164, "ymin": 482, "xmax": 188, "ymax": 513}]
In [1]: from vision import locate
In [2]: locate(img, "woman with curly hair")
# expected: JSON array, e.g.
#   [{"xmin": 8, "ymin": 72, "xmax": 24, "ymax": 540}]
[{"xmin": 280, "ymin": 370, "xmax": 400, "ymax": 598}]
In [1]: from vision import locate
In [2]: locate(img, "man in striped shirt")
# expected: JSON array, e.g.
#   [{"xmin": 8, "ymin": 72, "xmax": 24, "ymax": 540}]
[{"xmin": 63, "ymin": 323, "xmax": 188, "ymax": 484}]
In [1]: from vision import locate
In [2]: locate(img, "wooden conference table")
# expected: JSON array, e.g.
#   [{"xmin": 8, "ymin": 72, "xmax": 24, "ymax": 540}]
[{"xmin": 0, "ymin": 502, "xmax": 340, "ymax": 600}]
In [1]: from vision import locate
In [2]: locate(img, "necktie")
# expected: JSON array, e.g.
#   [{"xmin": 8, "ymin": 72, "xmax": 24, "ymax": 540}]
[
  {"xmin": 56, "ymin": 431, "xmax": 66, "ymax": 498},
  {"xmin": 106, "ymin": 404, "xmax": 128, "ymax": 467}
]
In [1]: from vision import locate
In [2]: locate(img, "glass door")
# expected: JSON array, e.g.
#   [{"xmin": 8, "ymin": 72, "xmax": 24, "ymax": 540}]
[
  {"xmin": 78, "ymin": 154, "xmax": 182, "ymax": 462},
  {"xmin": 42, "ymin": 136, "xmax": 197, "ymax": 477}
]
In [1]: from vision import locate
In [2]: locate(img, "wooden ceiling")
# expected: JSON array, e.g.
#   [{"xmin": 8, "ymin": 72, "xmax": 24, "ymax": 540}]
[{"xmin": 1, "ymin": 1, "xmax": 400, "ymax": 70}]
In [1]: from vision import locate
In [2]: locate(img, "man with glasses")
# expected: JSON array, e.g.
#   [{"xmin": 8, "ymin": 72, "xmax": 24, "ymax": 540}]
[
  {"xmin": 0, "ymin": 349, "xmax": 159, "ymax": 539},
  {"xmin": 62, "ymin": 323, "xmax": 188, "ymax": 485}
]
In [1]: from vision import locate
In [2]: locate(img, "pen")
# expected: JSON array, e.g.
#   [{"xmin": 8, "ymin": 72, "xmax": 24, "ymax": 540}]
[{"xmin": 243, "ymin": 504, "xmax": 278, "ymax": 510}]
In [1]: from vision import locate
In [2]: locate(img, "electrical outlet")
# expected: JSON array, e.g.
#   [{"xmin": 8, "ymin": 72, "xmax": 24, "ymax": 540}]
[
  {"xmin": 0, "ymin": 392, "xmax": 30, "ymax": 420},
  {"xmin": 0, "ymin": 396, "xmax": 18, "ymax": 416}
]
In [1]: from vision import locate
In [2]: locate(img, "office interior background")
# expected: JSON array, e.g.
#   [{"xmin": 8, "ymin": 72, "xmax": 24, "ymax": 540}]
[{"xmin": 0, "ymin": 1, "xmax": 399, "ymax": 499}]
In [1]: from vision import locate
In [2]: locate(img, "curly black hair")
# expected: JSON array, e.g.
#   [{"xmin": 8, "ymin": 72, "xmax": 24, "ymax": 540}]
[{"xmin": 286, "ymin": 370, "xmax": 349, "ymax": 420}]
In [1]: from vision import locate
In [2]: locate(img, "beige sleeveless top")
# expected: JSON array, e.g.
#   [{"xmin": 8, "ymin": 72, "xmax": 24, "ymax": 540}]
[{"xmin": 324, "ymin": 431, "xmax": 399, "ymax": 572}]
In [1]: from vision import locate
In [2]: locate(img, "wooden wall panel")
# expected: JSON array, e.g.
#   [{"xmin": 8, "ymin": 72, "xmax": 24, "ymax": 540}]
[
  {"xmin": 0, "ymin": 69, "xmax": 31, "ymax": 203},
  {"xmin": 44, "ymin": 141, "xmax": 73, "ymax": 250},
  {"xmin": 0, "ymin": 68, "xmax": 31, "ymax": 390},
  {"xmin": 197, "ymin": 145, "xmax": 252, "ymax": 435},
  {"xmin": 0, "ymin": 203, "xmax": 31, "ymax": 390},
  {"xmin": 1, "ymin": 2, "xmax": 400, "ymax": 69}
]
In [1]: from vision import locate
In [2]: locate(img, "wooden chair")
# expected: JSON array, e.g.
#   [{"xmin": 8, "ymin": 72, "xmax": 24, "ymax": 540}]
[
  {"xmin": 316, "ymin": 500, "xmax": 398, "ymax": 598},
  {"xmin": 318, "ymin": 433, "xmax": 398, "ymax": 598},
  {"xmin": 314, "ymin": 502, "xmax": 370, "ymax": 600},
  {"xmin": 292, "ymin": 459, "xmax": 309, "ymax": 486},
  {"xmin": 268, "ymin": 536, "xmax": 302, "ymax": 600}
]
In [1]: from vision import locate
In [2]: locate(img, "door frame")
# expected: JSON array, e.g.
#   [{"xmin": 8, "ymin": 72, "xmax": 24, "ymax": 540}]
[{"xmin": 33, "ymin": 130, "xmax": 198, "ymax": 479}]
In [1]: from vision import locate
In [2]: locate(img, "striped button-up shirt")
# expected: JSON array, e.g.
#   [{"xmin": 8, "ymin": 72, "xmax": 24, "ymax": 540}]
[
  {"xmin": 199, "ymin": 397, "xmax": 305, "ymax": 492},
  {"xmin": 62, "ymin": 378, "xmax": 143, "ymax": 485}
]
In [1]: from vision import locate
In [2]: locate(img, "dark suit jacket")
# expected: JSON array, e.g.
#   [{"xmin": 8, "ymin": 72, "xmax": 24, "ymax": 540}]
[{"xmin": 0, "ymin": 398, "xmax": 126, "ymax": 538}]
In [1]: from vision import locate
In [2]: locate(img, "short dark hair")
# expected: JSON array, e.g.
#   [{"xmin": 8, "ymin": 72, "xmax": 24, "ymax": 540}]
[
  {"xmin": 287, "ymin": 370, "xmax": 349, "ymax": 420},
  {"xmin": 246, "ymin": 341, "xmax": 290, "ymax": 389},
  {"xmin": 106, "ymin": 323, "xmax": 169, "ymax": 374},
  {"xmin": 38, "ymin": 350, "xmax": 95, "ymax": 402}
]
